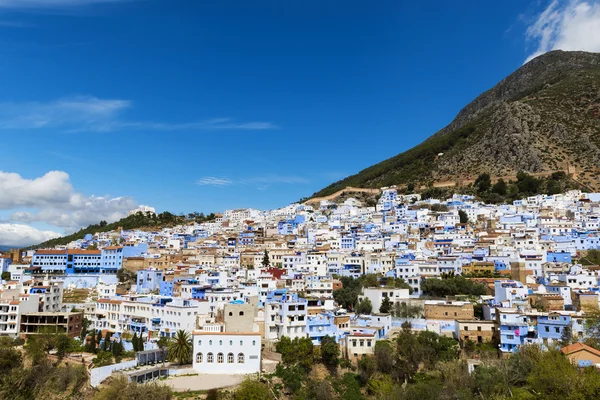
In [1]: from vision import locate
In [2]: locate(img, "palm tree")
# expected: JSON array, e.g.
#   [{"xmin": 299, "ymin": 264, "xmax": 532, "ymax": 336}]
[{"xmin": 167, "ymin": 330, "xmax": 192, "ymax": 365}]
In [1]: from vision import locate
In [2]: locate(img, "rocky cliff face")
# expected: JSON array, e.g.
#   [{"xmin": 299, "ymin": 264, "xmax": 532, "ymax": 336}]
[{"xmin": 312, "ymin": 50, "xmax": 600, "ymax": 198}]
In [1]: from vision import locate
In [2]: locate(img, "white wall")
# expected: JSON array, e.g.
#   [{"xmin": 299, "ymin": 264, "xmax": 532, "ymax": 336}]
[{"xmin": 192, "ymin": 333, "xmax": 261, "ymax": 374}]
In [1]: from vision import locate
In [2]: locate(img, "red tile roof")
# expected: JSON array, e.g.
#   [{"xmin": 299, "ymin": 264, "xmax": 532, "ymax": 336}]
[{"xmin": 561, "ymin": 342, "xmax": 600, "ymax": 357}]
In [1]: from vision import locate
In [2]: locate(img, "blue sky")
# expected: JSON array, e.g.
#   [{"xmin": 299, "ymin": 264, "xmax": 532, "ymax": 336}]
[{"xmin": 1, "ymin": 0, "xmax": 599, "ymax": 245}]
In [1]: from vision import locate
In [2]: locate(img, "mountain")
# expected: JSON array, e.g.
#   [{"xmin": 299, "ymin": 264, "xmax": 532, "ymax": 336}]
[
  {"xmin": 32, "ymin": 211, "xmax": 216, "ymax": 249},
  {"xmin": 311, "ymin": 51, "xmax": 600, "ymax": 198}
]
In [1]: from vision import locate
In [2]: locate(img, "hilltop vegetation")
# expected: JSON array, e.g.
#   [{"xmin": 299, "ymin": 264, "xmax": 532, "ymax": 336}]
[
  {"xmin": 233, "ymin": 322, "xmax": 600, "ymax": 400},
  {"xmin": 33, "ymin": 211, "xmax": 216, "ymax": 249},
  {"xmin": 312, "ymin": 51, "xmax": 600, "ymax": 198}
]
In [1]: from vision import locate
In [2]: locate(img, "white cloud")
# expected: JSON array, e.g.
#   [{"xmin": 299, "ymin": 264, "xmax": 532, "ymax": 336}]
[
  {"xmin": 196, "ymin": 177, "xmax": 233, "ymax": 186},
  {"xmin": 0, "ymin": 96, "xmax": 130, "ymax": 131},
  {"xmin": 196, "ymin": 174, "xmax": 309, "ymax": 190},
  {"xmin": 0, "ymin": 223, "xmax": 60, "ymax": 247},
  {"xmin": 0, "ymin": 170, "xmax": 137, "ymax": 232},
  {"xmin": 525, "ymin": 0, "xmax": 600, "ymax": 62},
  {"xmin": 0, "ymin": 171, "xmax": 73, "ymax": 208},
  {"xmin": 0, "ymin": 96, "xmax": 277, "ymax": 132}
]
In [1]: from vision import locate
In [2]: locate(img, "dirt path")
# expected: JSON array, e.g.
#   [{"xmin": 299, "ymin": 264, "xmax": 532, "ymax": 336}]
[{"xmin": 165, "ymin": 370, "xmax": 244, "ymax": 392}]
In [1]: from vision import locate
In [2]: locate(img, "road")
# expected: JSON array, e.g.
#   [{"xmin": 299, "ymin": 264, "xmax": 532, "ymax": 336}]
[{"xmin": 165, "ymin": 369, "xmax": 244, "ymax": 392}]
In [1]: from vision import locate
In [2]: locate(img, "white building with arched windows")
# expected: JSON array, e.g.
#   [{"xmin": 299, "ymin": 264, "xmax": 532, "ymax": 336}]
[{"xmin": 192, "ymin": 331, "xmax": 262, "ymax": 374}]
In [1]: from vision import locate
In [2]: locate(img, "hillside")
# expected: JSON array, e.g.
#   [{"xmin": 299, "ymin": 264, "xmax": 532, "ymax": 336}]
[
  {"xmin": 32, "ymin": 211, "xmax": 216, "ymax": 249},
  {"xmin": 312, "ymin": 50, "xmax": 600, "ymax": 198}
]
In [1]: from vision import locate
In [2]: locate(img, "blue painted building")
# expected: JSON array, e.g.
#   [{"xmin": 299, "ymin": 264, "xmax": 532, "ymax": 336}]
[
  {"xmin": 538, "ymin": 313, "xmax": 571, "ymax": 344},
  {"xmin": 136, "ymin": 269, "xmax": 164, "ymax": 293},
  {"xmin": 307, "ymin": 313, "xmax": 338, "ymax": 345},
  {"xmin": 546, "ymin": 251, "xmax": 572, "ymax": 263}
]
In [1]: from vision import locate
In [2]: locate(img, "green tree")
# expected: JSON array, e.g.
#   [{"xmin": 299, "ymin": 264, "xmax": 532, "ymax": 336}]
[
  {"xmin": 277, "ymin": 336, "xmax": 314, "ymax": 372},
  {"xmin": 374, "ymin": 341, "xmax": 395, "ymax": 374},
  {"xmin": 359, "ymin": 273, "xmax": 380, "ymax": 288},
  {"xmin": 320, "ymin": 335, "xmax": 340, "ymax": 367},
  {"xmin": 492, "ymin": 178, "xmax": 507, "ymax": 195},
  {"xmin": 474, "ymin": 173, "xmax": 491, "ymax": 193},
  {"xmin": 1, "ymin": 271, "xmax": 10, "ymax": 281},
  {"xmin": 458, "ymin": 210, "xmax": 469, "ymax": 224},
  {"xmin": 167, "ymin": 330, "xmax": 192, "ymax": 365},
  {"xmin": 86, "ymin": 332, "xmax": 97, "ymax": 353},
  {"xmin": 420, "ymin": 276, "xmax": 486, "ymax": 297},
  {"xmin": 560, "ymin": 325, "xmax": 572, "ymax": 347},
  {"xmin": 262, "ymin": 249, "xmax": 270, "ymax": 268},
  {"xmin": 391, "ymin": 277, "xmax": 413, "ymax": 293},
  {"xmin": 157, "ymin": 335, "xmax": 170, "ymax": 350},
  {"xmin": 137, "ymin": 333, "xmax": 145, "ymax": 351},
  {"xmin": 80, "ymin": 317, "xmax": 91, "ymax": 341},
  {"xmin": 93, "ymin": 375, "xmax": 172, "ymax": 400},
  {"xmin": 132, "ymin": 332, "xmax": 139, "ymax": 352},
  {"xmin": 516, "ymin": 171, "xmax": 541, "ymax": 194},
  {"xmin": 392, "ymin": 302, "xmax": 422, "ymax": 318},
  {"xmin": 0, "ymin": 345, "xmax": 22, "ymax": 375},
  {"xmin": 333, "ymin": 276, "xmax": 363, "ymax": 310},
  {"xmin": 56, "ymin": 334, "xmax": 71, "ymax": 360},
  {"xmin": 111, "ymin": 339, "xmax": 124, "ymax": 360},
  {"xmin": 206, "ymin": 388, "xmax": 219, "ymax": 400},
  {"xmin": 356, "ymin": 298, "xmax": 373, "ymax": 315},
  {"xmin": 526, "ymin": 349, "xmax": 581, "ymax": 400},
  {"xmin": 93, "ymin": 350, "xmax": 114, "ymax": 367},
  {"xmin": 101, "ymin": 331, "xmax": 111, "ymax": 352},
  {"xmin": 233, "ymin": 378, "xmax": 272, "ymax": 400},
  {"xmin": 357, "ymin": 356, "xmax": 377, "ymax": 384},
  {"xmin": 379, "ymin": 296, "xmax": 392, "ymax": 314},
  {"xmin": 96, "ymin": 329, "xmax": 103, "ymax": 347}
]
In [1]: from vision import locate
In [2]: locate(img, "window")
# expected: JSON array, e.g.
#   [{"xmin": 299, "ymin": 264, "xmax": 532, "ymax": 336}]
[
  {"xmin": 555, "ymin": 327, "xmax": 560, "ymax": 333},
  {"xmin": 239, "ymin": 311, "xmax": 244, "ymax": 316},
  {"xmin": 209, "ymin": 340, "xmax": 212, "ymax": 345},
  {"xmin": 198, "ymin": 340, "xmax": 202, "ymax": 345},
  {"xmin": 196, "ymin": 353, "xmax": 203, "ymax": 363},
  {"xmin": 217, "ymin": 353, "xmax": 224, "ymax": 363},
  {"xmin": 238, "ymin": 353, "xmax": 245, "ymax": 363},
  {"xmin": 252, "ymin": 340, "xmax": 256, "ymax": 346},
  {"xmin": 228, "ymin": 353, "xmax": 234, "ymax": 363},
  {"xmin": 207, "ymin": 353, "xmax": 214, "ymax": 363},
  {"xmin": 219, "ymin": 340, "xmax": 222, "ymax": 346},
  {"xmin": 240, "ymin": 340, "xmax": 243, "ymax": 346},
  {"xmin": 228, "ymin": 312, "xmax": 233, "ymax": 316},
  {"xmin": 545, "ymin": 326, "xmax": 549, "ymax": 332},
  {"xmin": 229, "ymin": 340, "xmax": 233, "ymax": 346}
]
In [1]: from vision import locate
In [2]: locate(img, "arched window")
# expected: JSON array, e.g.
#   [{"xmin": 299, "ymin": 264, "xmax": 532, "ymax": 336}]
[
  {"xmin": 227, "ymin": 352, "xmax": 234, "ymax": 363},
  {"xmin": 238, "ymin": 353, "xmax": 245, "ymax": 364},
  {"xmin": 207, "ymin": 352, "xmax": 214, "ymax": 363},
  {"xmin": 196, "ymin": 353, "xmax": 203, "ymax": 363},
  {"xmin": 240, "ymin": 340, "xmax": 243, "ymax": 346},
  {"xmin": 228, "ymin": 312, "xmax": 233, "ymax": 316},
  {"xmin": 252, "ymin": 340, "xmax": 256, "ymax": 346},
  {"xmin": 239, "ymin": 311, "xmax": 244, "ymax": 316},
  {"xmin": 198, "ymin": 340, "xmax": 202, "ymax": 346},
  {"xmin": 219, "ymin": 340, "xmax": 222, "ymax": 346},
  {"xmin": 229, "ymin": 340, "xmax": 233, "ymax": 346},
  {"xmin": 217, "ymin": 352, "xmax": 224, "ymax": 363},
  {"xmin": 209, "ymin": 340, "xmax": 212, "ymax": 345}
]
